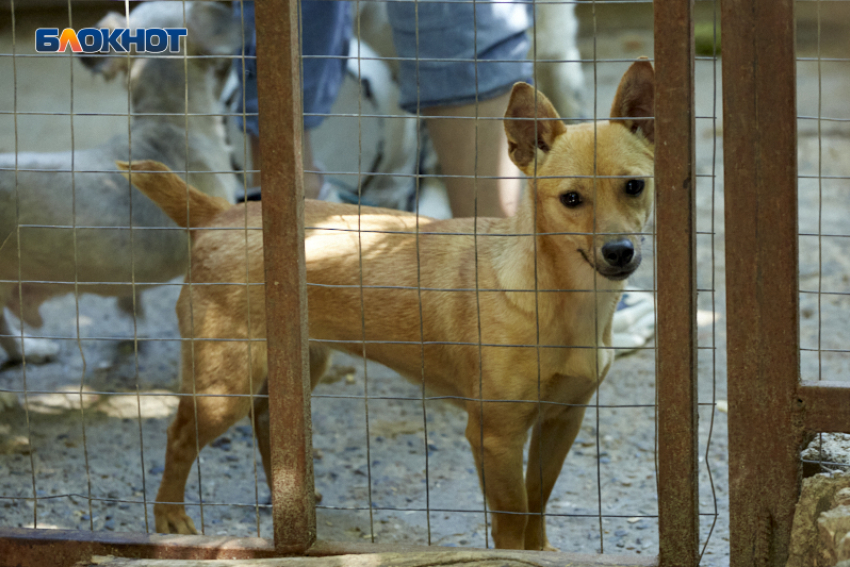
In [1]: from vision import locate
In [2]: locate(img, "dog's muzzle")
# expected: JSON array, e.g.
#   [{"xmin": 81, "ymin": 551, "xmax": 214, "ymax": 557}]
[{"xmin": 589, "ymin": 238, "xmax": 641, "ymax": 281}]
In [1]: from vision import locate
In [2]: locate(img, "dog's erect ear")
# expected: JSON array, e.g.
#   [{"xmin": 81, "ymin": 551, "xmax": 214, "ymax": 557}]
[
  {"xmin": 80, "ymin": 11, "xmax": 129, "ymax": 80},
  {"xmin": 504, "ymin": 83, "xmax": 567, "ymax": 174},
  {"xmin": 610, "ymin": 57, "xmax": 655, "ymax": 143},
  {"xmin": 186, "ymin": 2, "xmax": 242, "ymax": 56}
]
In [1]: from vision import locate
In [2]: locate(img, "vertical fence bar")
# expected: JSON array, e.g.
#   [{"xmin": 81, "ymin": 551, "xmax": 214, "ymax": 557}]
[
  {"xmin": 653, "ymin": 1, "xmax": 699, "ymax": 566},
  {"xmin": 721, "ymin": 0, "xmax": 802, "ymax": 565},
  {"xmin": 254, "ymin": 0, "xmax": 316, "ymax": 553}
]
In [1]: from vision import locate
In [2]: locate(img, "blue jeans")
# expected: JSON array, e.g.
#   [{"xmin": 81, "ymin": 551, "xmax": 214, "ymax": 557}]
[{"xmin": 233, "ymin": 0, "xmax": 531, "ymax": 134}]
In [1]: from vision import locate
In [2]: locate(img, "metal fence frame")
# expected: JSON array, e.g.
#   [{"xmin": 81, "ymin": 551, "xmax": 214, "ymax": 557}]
[
  {"xmin": 1, "ymin": 0, "xmax": 711, "ymax": 565},
  {"xmin": 722, "ymin": 0, "xmax": 850, "ymax": 566}
]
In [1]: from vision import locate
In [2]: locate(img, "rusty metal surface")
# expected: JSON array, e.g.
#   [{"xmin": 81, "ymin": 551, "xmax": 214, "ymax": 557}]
[
  {"xmin": 652, "ymin": 1, "xmax": 699, "ymax": 566},
  {"xmin": 254, "ymin": 0, "xmax": 316, "ymax": 553},
  {"xmin": 798, "ymin": 381, "xmax": 850, "ymax": 435},
  {"xmin": 0, "ymin": 527, "xmax": 278, "ymax": 566},
  {"xmin": 721, "ymin": 0, "xmax": 802, "ymax": 565}
]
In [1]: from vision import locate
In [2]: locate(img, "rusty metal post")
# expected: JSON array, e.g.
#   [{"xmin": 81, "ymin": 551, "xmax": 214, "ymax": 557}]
[
  {"xmin": 653, "ymin": 1, "xmax": 699, "ymax": 566},
  {"xmin": 254, "ymin": 0, "xmax": 316, "ymax": 553},
  {"xmin": 721, "ymin": 0, "xmax": 802, "ymax": 565}
]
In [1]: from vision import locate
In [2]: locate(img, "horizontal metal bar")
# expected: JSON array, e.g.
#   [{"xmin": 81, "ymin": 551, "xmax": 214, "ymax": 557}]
[
  {"xmin": 0, "ymin": 527, "xmax": 277, "ymax": 566},
  {"xmin": 798, "ymin": 381, "xmax": 850, "ymax": 434},
  {"xmin": 0, "ymin": 528, "xmax": 659, "ymax": 566}
]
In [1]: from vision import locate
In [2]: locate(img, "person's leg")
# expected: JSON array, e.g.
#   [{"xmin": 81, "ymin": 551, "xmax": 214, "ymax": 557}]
[
  {"xmin": 422, "ymin": 94, "xmax": 519, "ymax": 218},
  {"xmin": 234, "ymin": 1, "xmax": 351, "ymax": 197},
  {"xmin": 388, "ymin": 0, "xmax": 532, "ymax": 218}
]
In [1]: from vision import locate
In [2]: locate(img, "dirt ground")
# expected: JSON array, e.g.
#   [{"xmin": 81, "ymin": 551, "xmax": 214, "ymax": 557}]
[{"xmin": 1, "ymin": 3, "xmax": 849, "ymax": 567}]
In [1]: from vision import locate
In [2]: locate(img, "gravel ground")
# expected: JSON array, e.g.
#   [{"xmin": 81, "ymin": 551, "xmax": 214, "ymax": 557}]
[{"xmin": 1, "ymin": 4, "xmax": 850, "ymax": 567}]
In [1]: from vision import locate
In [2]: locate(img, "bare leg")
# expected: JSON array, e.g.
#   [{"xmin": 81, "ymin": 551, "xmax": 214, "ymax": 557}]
[
  {"xmin": 423, "ymin": 92, "xmax": 522, "ymax": 218},
  {"xmin": 250, "ymin": 132, "xmax": 323, "ymax": 199}
]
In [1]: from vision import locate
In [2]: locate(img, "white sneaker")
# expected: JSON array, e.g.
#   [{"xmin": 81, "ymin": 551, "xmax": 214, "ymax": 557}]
[{"xmin": 612, "ymin": 289, "xmax": 656, "ymax": 357}]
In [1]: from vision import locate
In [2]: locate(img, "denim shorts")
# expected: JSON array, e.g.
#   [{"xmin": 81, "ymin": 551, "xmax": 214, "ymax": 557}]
[{"xmin": 233, "ymin": 0, "xmax": 531, "ymax": 133}]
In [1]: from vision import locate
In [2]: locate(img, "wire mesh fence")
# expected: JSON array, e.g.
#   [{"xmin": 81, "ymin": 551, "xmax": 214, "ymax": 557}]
[
  {"xmin": 795, "ymin": 0, "xmax": 850, "ymax": 478},
  {"xmin": 0, "ymin": 0, "xmax": 723, "ymax": 565}
]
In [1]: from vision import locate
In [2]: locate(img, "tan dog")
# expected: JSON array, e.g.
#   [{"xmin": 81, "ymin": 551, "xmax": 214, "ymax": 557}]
[{"xmin": 121, "ymin": 59, "xmax": 655, "ymax": 550}]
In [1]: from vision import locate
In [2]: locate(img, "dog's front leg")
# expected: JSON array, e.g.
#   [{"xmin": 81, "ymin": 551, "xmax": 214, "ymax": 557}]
[
  {"xmin": 523, "ymin": 395, "xmax": 592, "ymax": 551},
  {"xmin": 465, "ymin": 405, "xmax": 530, "ymax": 549}
]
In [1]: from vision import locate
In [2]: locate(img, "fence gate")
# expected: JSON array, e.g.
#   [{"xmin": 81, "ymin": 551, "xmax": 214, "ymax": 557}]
[
  {"xmin": 11, "ymin": 0, "xmax": 835, "ymax": 564},
  {"xmin": 723, "ymin": 0, "xmax": 850, "ymax": 566}
]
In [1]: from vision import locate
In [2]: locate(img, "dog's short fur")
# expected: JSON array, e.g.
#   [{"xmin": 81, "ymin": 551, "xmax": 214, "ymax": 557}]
[
  {"xmin": 0, "ymin": 2, "xmax": 240, "ymax": 365},
  {"xmin": 123, "ymin": 59, "xmax": 655, "ymax": 549}
]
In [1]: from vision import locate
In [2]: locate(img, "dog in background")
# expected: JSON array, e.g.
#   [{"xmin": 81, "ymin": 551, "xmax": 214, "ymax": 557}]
[
  {"xmin": 123, "ymin": 59, "xmax": 654, "ymax": 550},
  {"xmin": 0, "ymin": 2, "xmax": 240, "ymax": 365}
]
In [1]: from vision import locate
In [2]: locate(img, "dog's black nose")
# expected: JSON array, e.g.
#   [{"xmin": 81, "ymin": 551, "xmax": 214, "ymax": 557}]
[{"xmin": 601, "ymin": 239, "xmax": 635, "ymax": 267}]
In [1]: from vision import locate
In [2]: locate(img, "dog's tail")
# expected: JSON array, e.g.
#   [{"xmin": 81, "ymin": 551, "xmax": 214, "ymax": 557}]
[{"xmin": 116, "ymin": 160, "xmax": 231, "ymax": 229}]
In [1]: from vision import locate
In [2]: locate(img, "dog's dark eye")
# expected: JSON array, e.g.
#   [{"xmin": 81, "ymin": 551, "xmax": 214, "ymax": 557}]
[
  {"xmin": 560, "ymin": 191, "xmax": 582, "ymax": 208},
  {"xmin": 625, "ymin": 179, "xmax": 645, "ymax": 196}
]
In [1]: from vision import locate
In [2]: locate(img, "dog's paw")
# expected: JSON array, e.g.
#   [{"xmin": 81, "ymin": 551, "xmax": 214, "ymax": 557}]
[
  {"xmin": 155, "ymin": 508, "xmax": 198, "ymax": 535},
  {"xmin": 2, "ymin": 337, "xmax": 61, "ymax": 366}
]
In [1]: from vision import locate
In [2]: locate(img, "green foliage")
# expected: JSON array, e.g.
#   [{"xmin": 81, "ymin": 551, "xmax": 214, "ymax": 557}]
[{"xmin": 695, "ymin": 22, "xmax": 721, "ymax": 56}]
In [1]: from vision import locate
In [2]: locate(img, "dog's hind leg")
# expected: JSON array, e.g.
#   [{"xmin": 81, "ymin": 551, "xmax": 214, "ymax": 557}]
[
  {"xmin": 523, "ymin": 395, "xmax": 592, "ymax": 551},
  {"xmin": 252, "ymin": 345, "xmax": 330, "ymax": 490},
  {"xmin": 115, "ymin": 293, "xmax": 147, "ymax": 356},
  {"xmin": 116, "ymin": 293, "xmax": 145, "ymax": 320},
  {"xmin": 154, "ymin": 339, "xmax": 265, "ymax": 534}
]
